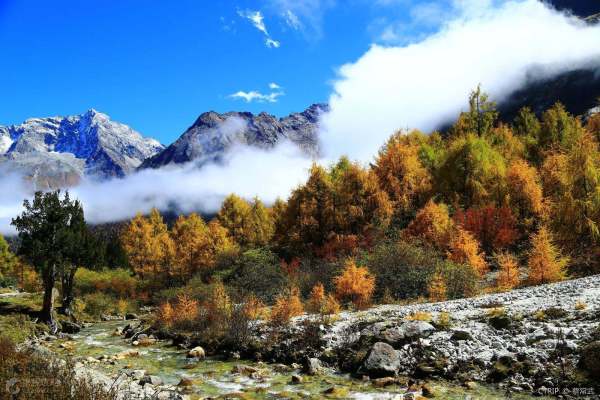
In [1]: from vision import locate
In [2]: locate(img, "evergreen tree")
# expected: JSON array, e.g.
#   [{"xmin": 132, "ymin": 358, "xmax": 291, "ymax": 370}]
[{"xmin": 11, "ymin": 191, "xmax": 93, "ymax": 327}]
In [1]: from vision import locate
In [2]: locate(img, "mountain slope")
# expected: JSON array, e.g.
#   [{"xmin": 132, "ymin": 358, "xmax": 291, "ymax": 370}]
[
  {"xmin": 0, "ymin": 110, "xmax": 163, "ymax": 189},
  {"xmin": 498, "ymin": 67, "xmax": 600, "ymax": 121},
  {"xmin": 140, "ymin": 104, "xmax": 327, "ymax": 169}
]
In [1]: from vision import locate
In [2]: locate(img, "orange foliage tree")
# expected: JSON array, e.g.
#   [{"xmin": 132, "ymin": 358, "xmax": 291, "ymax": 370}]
[
  {"xmin": 453, "ymin": 204, "xmax": 518, "ymax": 252},
  {"xmin": 527, "ymin": 227, "xmax": 568, "ymax": 285},
  {"xmin": 121, "ymin": 209, "xmax": 174, "ymax": 281},
  {"xmin": 270, "ymin": 286, "xmax": 304, "ymax": 325},
  {"xmin": 404, "ymin": 200, "xmax": 454, "ymax": 249},
  {"xmin": 334, "ymin": 261, "xmax": 375, "ymax": 310},
  {"xmin": 506, "ymin": 159, "xmax": 545, "ymax": 221},
  {"xmin": 447, "ymin": 228, "xmax": 488, "ymax": 276},
  {"xmin": 374, "ymin": 131, "xmax": 432, "ymax": 214},
  {"xmin": 496, "ymin": 252, "xmax": 520, "ymax": 290}
]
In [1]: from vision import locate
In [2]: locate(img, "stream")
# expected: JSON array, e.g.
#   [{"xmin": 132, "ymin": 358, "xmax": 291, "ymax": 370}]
[{"xmin": 48, "ymin": 320, "xmax": 540, "ymax": 399}]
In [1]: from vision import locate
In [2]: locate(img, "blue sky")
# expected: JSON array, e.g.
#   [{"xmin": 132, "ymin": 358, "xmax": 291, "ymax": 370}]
[{"xmin": 0, "ymin": 0, "xmax": 457, "ymax": 143}]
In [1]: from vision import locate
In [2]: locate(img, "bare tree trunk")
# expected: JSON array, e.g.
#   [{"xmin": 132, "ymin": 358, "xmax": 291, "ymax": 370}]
[
  {"xmin": 59, "ymin": 266, "xmax": 77, "ymax": 317},
  {"xmin": 41, "ymin": 263, "xmax": 58, "ymax": 333}
]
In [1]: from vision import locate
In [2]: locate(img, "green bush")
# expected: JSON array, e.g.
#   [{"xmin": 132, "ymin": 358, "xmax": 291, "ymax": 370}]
[
  {"xmin": 368, "ymin": 240, "xmax": 438, "ymax": 300},
  {"xmin": 222, "ymin": 248, "xmax": 288, "ymax": 303},
  {"xmin": 74, "ymin": 268, "xmax": 137, "ymax": 298},
  {"xmin": 81, "ymin": 292, "xmax": 122, "ymax": 318},
  {"xmin": 438, "ymin": 260, "xmax": 480, "ymax": 299}
]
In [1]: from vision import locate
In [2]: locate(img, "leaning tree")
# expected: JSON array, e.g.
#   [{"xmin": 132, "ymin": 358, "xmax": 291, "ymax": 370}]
[{"xmin": 11, "ymin": 190, "xmax": 95, "ymax": 330}]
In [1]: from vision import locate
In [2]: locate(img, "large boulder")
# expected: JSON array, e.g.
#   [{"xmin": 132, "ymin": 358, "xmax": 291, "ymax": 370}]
[
  {"xmin": 362, "ymin": 342, "xmax": 400, "ymax": 377},
  {"xmin": 379, "ymin": 321, "xmax": 435, "ymax": 344}
]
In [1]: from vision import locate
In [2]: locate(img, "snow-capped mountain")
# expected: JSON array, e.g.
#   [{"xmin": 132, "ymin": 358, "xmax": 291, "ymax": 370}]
[
  {"xmin": 0, "ymin": 109, "xmax": 163, "ymax": 189},
  {"xmin": 139, "ymin": 104, "xmax": 327, "ymax": 170}
]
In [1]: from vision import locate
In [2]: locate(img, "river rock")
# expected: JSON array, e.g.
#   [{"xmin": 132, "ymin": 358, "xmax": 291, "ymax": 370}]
[
  {"xmin": 139, "ymin": 375, "xmax": 163, "ymax": 386},
  {"xmin": 450, "ymin": 330, "xmax": 472, "ymax": 341},
  {"xmin": 290, "ymin": 374, "xmax": 303, "ymax": 384},
  {"xmin": 303, "ymin": 357, "xmax": 324, "ymax": 375},
  {"xmin": 187, "ymin": 346, "xmax": 205, "ymax": 359},
  {"xmin": 60, "ymin": 321, "xmax": 81, "ymax": 334},
  {"xmin": 362, "ymin": 342, "xmax": 400, "ymax": 377},
  {"xmin": 125, "ymin": 313, "xmax": 139, "ymax": 320},
  {"xmin": 178, "ymin": 377, "xmax": 193, "ymax": 387},
  {"xmin": 379, "ymin": 321, "xmax": 435, "ymax": 344}
]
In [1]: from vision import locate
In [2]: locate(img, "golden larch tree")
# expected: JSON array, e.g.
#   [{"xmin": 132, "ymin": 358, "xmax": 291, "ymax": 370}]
[
  {"xmin": 334, "ymin": 261, "xmax": 375, "ymax": 310},
  {"xmin": 447, "ymin": 228, "xmax": 488, "ymax": 276},
  {"xmin": 495, "ymin": 252, "xmax": 520, "ymax": 290},
  {"xmin": 527, "ymin": 227, "xmax": 568, "ymax": 285}
]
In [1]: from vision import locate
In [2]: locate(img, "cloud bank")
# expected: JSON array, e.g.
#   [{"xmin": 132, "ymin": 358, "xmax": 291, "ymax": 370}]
[{"xmin": 320, "ymin": 0, "xmax": 600, "ymax": 162}]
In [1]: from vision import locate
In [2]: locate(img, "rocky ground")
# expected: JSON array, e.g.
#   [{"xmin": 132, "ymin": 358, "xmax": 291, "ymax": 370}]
[{"xmin": 256, "ymin": 275, "xmax": 600, "ymax": 397}]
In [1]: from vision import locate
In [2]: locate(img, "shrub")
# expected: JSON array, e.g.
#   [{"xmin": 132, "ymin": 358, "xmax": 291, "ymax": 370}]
[
  {"xmin": 74, "ymin": 268, "xmax": 137, "ymax": 298},
  {"xmin": 434, "ymin": 312, "xmax": 452, "ymax": 330},
  {"xmin": 0, "ymin": 336, "xmax": 118, "ymax": 400},
  {"xmin": 427, "ymin": 272, "xmax": 447, "ymax": 302},
  {"xmin": 307, "ymin": 282, "xmax": 340, "ymax": 316},
  {"xmin": 438, "ymin": 259, "xmax": 480, "ymax": 299},
  {"xmin": 368, "ymin": 240, "xmax": 438, "ymax": 300},
  {"xmin": 241, "ymin": 293, "xmax": 267, "ymax": 320},
  {"xmin": 81, "ymin": 292, "xmax": 116, "ymax": 318},
  {"xmin": 334, "ymin": 261, "xmax": 375, "ymax": 310},
  {"xmin": 406, "ymin": 311, "xmax": 432, "ymax": 321},
  {"xmin": 270, "ymin": 287, "xmax": 304, "ymax": 325},
  {"xmin": 223, "ymin": 248, "xmax": 288, "ymax": 303},
  {"xmin": 575, "ymin": 300, "xmax": 587, "ymax": 311}
]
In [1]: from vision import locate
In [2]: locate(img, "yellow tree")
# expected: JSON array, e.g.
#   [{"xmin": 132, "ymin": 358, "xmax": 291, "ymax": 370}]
[
  {"xmin": 217, "ymin": 194, "xmax": 252, "ymax": 247},
  {"xmin": 447, "ymin": 228, "xmax": 488, "ymax": 276},
  {"xmin": 148, "ymin": 208, "xmax": 175, "ymax": 277},
  {"xmin": 171, "ymin": 213, "xmax": 208, "ymax": 281},
  {"xmin": 496, "ymin": 252, "xmax": 520, "ymax": 290},
  {"xmin": 404, "ymin": 200, "xmax": 454, "ymax": 249},
  {"xmin": 248, "ymin": 197, "xmax": 274, "ymax": 247},
  {"xmin": 121, "ymin": 213, "xmax": 159, "ymax": 279},
  {"xmin": 527, "ymin": 227, "xmax": 568, "ymax": 285},
  {"xmin": 374, "ymin": 131, "xmax": 432, "ymax": 214},
  {"xmin": 506, "ymin": 159, "xmax": 545, "ymax": 220},
  {"xmin": 307, "ymin": 282, "xmax": 326, "ymax": 314},
  {"xmin": 334, "ymin": 261, "xmax": 375, "ymax": 310}
]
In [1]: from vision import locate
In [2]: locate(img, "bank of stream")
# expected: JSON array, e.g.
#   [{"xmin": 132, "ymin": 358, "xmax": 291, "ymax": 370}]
[{"xmin": 42, "ymin": 320, "xmax": 542, "ymax": 399}]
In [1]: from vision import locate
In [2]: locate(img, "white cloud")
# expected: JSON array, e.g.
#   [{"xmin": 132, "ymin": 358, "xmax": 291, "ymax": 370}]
[
  {"xmin": 269, "ymin": 0, "xmax": 335, "ymax": 40},
  {"xmin": 284, "ymin": 10, "xmax": 302, "ymax": 30},
  {"xmin": 0, "ymin": 141, "xmax": 314, "ymax": 234},
  {"xmin": 229, "ymin": 90, "xmax": 283, "ymax": 103},
  {"xmin": 229, "ymin": 82, "xmax": 285, "ymax": 103},
  {"xmin": 265, "ymin": 38, "xmax": 281, "ymax": 48},
  {"xmin": 238, "ymin": 9, "xmax": 281, "ymax": 48},
  {"xmin": 238, "ymin": 10, "xmax": 269, "ymax": 35},
  {"xmin": 319, "ymin": 0, "xmax": 600, "ymax": 163}
]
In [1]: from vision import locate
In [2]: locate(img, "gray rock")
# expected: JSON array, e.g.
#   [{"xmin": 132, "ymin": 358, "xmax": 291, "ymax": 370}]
[
  {"xmin": 362, "ymin": 342, "xmax": 401, "ymax": 377},
  {"xmin": 303, "ymin": 357, "xmax": 324, "ymax": 376},
  {"xmin": 379, "ymin": 321, "xmax": 435, "ymax": 344},
  {"xmin": 139, "ymin": 375, "xmax": 163, "ymax": 386}
]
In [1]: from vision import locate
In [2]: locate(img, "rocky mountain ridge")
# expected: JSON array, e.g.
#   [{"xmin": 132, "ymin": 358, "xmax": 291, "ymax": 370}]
[
  {"xmin": 139, "ymin": 103, "xmax": 327, "ymax": 170},
  {"xmin": 0, "ymin": 109, "xmax": 163, "ymax": 189}
]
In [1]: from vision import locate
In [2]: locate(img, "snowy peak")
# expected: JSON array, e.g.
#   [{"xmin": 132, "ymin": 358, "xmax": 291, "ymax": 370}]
[{"xmin": 0, "ymin": 110, "xmax": 163, "ymax": 189}]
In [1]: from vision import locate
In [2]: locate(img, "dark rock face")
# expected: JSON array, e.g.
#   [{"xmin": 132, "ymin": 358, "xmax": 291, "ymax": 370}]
[
  {"xmin": 498, "ymin": 68, "xmax": 600, "ymax": 122},
  {"xmin": 548, "ymin": 1, "xmax": 599, "ymax": 17},
  {"xmin": 140, "ymin": 104, "xmax": 328, "ymax": 170},
  {"xmin": 0, "ymin": 109, "xmax": 163, "ymax": 189}
]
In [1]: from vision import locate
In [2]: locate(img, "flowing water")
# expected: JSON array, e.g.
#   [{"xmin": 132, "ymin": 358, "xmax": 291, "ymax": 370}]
[{"xmin": 49, "ymin": 321, "xmax": 540, "ymax": 399}]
